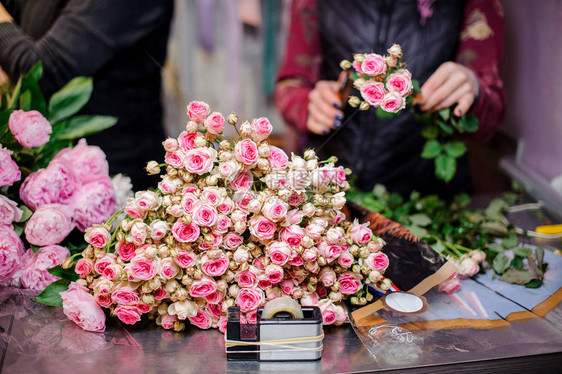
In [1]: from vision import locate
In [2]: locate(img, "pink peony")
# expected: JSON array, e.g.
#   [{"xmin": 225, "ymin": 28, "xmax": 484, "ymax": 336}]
[
  {"xmin": 60, "ymin": 282, "xmax": 106, "ymax": 332},
  {"xmin": 52, "ymin": 139, "xmax": 109, "ymax": 184},
  {"xmin": 338, "ymin": 273, "xmax": 361, "ymax": 295},
  {"xmin": 0, "ymin": 145, "xmax": 21, "ymax": 187},
  {"xmin": 9, "ymin": 109, "xmax": 52, "ymax": 147},
  {"xmin": 114, "ymin": 305, "xmax": 141, "ymax": 325},
  {"xmin": 236, "ymin": 288, "xmax": 264, "ymax": 312},
  {"xmin": 25, "ymin": 204, "xmax": 74, "ymax": 246},
  {"xmin": 0, "ymin": 195, "xmax": 23, "ymax": 225},
  {"xmin": 0, "ymin": 225, "xmax": 25, "ymax": 284},
  {"xmin": 20, "ymin": 160, "xmax": 79, "ymax": 210},
  {"xmin": 21, "ymin": 245, "xmax": 70, "ymax": 291},
  {"xmin": 234, "ymin": 139, "xmax": 259, "ymax": 167},
  {"xmin": 72, "ymin": 176, "xmax": 116, "ymax": 231},
  {"xmin": 380, "ymin": 92, "xmax": 406, "ymax": 113},
  {"xmin": 250, "ymin": 117, "xmax": 273, "ymax": 142},
  {"xmin": 184, "ymin": 148, "xmax": 216, "ymax": 175},
  {"xmin": 187, "ymin": 101, "xmax": 210, "ymax": 124},
  {"xmin": 360, "ymin": 54, "xmax": 387, "ymax": 76},
  {"xmin": 366, "ymin": 252, "xmax": 389, "ymax": 272},
  {"xmin": 204, "ymin": 112, "xmax": 225, "ymax": 135},
  {"xmin": 360, "ymin": 81, "xmax": 386, "ymax": 107}
]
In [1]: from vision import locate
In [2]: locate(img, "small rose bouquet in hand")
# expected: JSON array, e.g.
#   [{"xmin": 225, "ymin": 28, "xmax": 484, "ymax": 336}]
[
  {"xmin": 340, "ymin": 44, "xmax": 413, "ymax": 113},
  {"xmin": 43, "ymin": 101, "xmax": 394, "ymax": 333},
  {"xmin": 341, "ymin": 44, "xmax": 479, "ymax": 183}
]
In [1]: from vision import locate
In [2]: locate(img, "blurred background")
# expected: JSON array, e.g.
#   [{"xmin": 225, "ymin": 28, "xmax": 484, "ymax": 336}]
[{"xmin": 162, "ymin": 0, "xmax": 562, "ymax": 208}]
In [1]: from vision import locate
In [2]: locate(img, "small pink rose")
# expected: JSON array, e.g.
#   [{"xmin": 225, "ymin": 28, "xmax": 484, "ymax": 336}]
[
  {"xmin": 178, "ymin": 131, "xmax": 198, "ymax": 151},
  {"xmin": 160, "ymin": 257, "xmax": 180, "ymax": 279},
  {"xmin": 184, "ymin": 148, "xmax": 216, "ymax": 175},
  {"xmin": 234, "ymin": 139, "xmax": 259, "ymax": 167},
  {"xmin": 380, "ymin": 92, "xmax": 406, "ymax": 113},
  {"xmin": 204, "ymin": 112, "xmax": 225, "ymax": 135},
  {"xmin": 230, "ymin": 170, "xmax": 253, "ymax": 190},
  {"xmin": 261, "ymin": 198, "xmax": 288, "ymax": 222},
  {"xmin": 175, "ymin": 250, "xmax": 196, "ymax": 268},
  {"xmin": 161, "ymin": 314, "xmax": 178, "ymax": 329},
  {"xmin": 360, "ymin": 53, "xmax": 387, "ymax": 76},
  {"xmin": 111, "ymin": 286, "xmax": 140, "ymax": 306},
  {"xmin": 267, "ymin": 241, "xmax": 292, "ymax": 266},
  {"xmin": 165, "ymin": 150, "xmax": 185, "ymax": 168},
  {"xmin": 265, "ymin": 264, "xmax": 284, "ymax": 284},
  {"xmin": 94, "ymin": 254, "xmax": 116, "ymax": 275},
  {"xmin": 172, "ymin": 221, "xmax": 200, "ymax": 243},
  {"xmin": 129, "ymin": 255, "xmax": 158, "ymax": 281},
  {"xmin": 338, "ymin": 273, "xmax": 361, "ymax": 295},
  {"xmin": 360, "ymin": 81, "xmax": 386, "ymax": 107},
  {"xmin": 248, "ymin": 215, "xmax": 276, "ymax": 241},
  {"xmin": 317, "ymin": 299, "xmax": 337, "ymax": 325},
  {"xmin": 268, "ymin": 145, "xmax": 288, "ymax": 169},
  {"xmin": 250, "ymin": 117, "xmax": 272, "ymax": 142},
  {"xmin": 187, "ymin": 101, "xmax": 210, "ymax": 124},
  {"xmin": 117, "ymin": 242, "xmax": 136, "ymax": 261},
  {"xmin": 280, "ymin": 225, "xmax": 305, "ymax": 248},
  {"xmin": 201, "ymin": 255, "xmax": 229, "ymax": 277},
  {"xmin": 236, "ymin": 288, "xmax": 264, "ymax": 312},
  {"xmin": 237, "ymin": 269, "xmax": 258, "ymax": 288},
  {"xmin": 349, "ymin": 222, "xmax": 373, "ymax": 245},
  {"xmin": 366, "ymin": 252, "xmax": 389, "ymax": 272},
  {"xmin": 319, "ymin": 267, "xmax": 336, "ymax": 287},
  {"xmin": 114, "ymin": 305, "xmax": 141, "ymax": 325},
  {"xmin": 386, "ymin": 72, "xmax": 413, "ymax": 97},
  {"xmin": 188, "ymin": 309, "xmax": 213, "ymax": 329},
  {"xmin": 223, "ymin": 232, "xmax": 243, "ymax": 249},
  {"xmin": 85, "ymin": 225, "xmax": 111, "ymax": 248},
  {"xmin": 192, "ymin": 202, "xmax": 218, "ymax": 227},
  {"xmin": 75, "ymin": 258, "xmax": 94, "ymax": 278},
  {"xmin": 189, "ymin": 277, "xmax": 217, "ymax": 298}
]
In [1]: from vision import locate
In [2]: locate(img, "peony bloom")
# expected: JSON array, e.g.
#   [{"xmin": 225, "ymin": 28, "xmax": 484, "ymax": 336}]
[
  {"xmin": 0, "ymin": 195, "xmax": 23, "ymax": 225},
  {"xmin": 0, "ymin": 145, "xmax": 21, "ymax": 187},
  {"xmin": 61, "ymin": 282, "xmax": 106, "ymax": 332},
  {"xmin": 20, "ymin": 160, "xmax": 79, "ymax": 211},
  {"xmin": 21, "ymin": 245, "xmax": 71, "ymax": 291},
  {"xmin": 0, "ymin": 225, "xmax": 26, "ymax": 284},
  {"xmin": 52, "ymin": 139, "xmax": 109, "ymax": 184},
  {"xmin": 9, "ymin": 109, "xmax": 52, "ymax": 147},
  {"xmin": 25, "ymin": 204, "xmax": 74, "ymax": 246},
  {"xmin": 72, "ymin": 176, "xmax": 116, "ymax": 231}
]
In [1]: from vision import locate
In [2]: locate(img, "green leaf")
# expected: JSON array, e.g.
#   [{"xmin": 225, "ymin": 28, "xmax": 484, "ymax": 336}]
[
  {"xmin": 431, "ymin": 241, "xmax": 446, "ymax": 254},
  {"xmin": 437, "ymin": 120, "xmax": 455, "ymax": 135},
  {"xmin": 25, "ymin": 62, "xmax": 43, "ymax": 83},
  {"xmin": 13, "ymin": 223, "xmax": 24, "ymax": 236},
  {"xmin": 48, "ymin": 77, "xmax": 93, "ymax": 123},
  {"xmin": 372, "ymin": 184, "xmax": 387, "ymax": 199},
  {"xmin": 438, "ymin": 108, "xmax": 450, "ymax": 121},
  {"xmin": 525, "ymin": 279, "xmax": 543, "ymax": 288},
  {"xmin": 527, "ymin": 254, "xmax": 544, "ymax": 278},
  {"xmin": 412, "ymin": 79, "xmax": 420, "ymax": 92},
  {"xmin": 492, "ymin": 253, "xmax": 510, "ymax": 274},
  {"xmin": 443, "ymin": 141, "xmax": 467, "ymax": 158},
  {"xmin": 421, "ymin": 126, "xmax": 439, "ymax": 139},
  {"xmin": 536, "ymin": 247, "xmax": 544, "ymax": 268},
  {"xmin": 488, "ymin": 245, "xmax": 504, "ymax": 254},
  {"xmin": 404, "ymin": 225, "xmax": 428, "ymax": 238},
  {"xmin": 33, "ymin": 279, "xmax": 70, "ymax": 307},
  {"xmin": 501, "ymin": 233, "xmax": 518, "ymax": 249},
  {"xmin": 408, "ymin": 213, "xmax": 432, "ymax": 226},
  {"xmin": 513, "ymin": 247, "xmax": 532, "ymax": 258},
  {"xmin": 434, "ymin": 155, "xmax": 456, "ymax": 183},
  {"xmin": 17, "ymin": 205, "xmax": 33, "ymax": 223},
  {"xmin": 458, "ymin": 113, "xmax": 479, "ymax": 132},
  {"xmin": 510, "ymin": 257, "xmax": 524, "ymax": 270},
  {"xmin": 500, "ymin": 269, "xmax": 535, "ymax": 284},
  {"xmin": 48, "ymin": 265, "xmax": 79, "ymax": 282},
  {"xmin": 19, "ymin": 90, "xmax": 32, "ymax": 111},
  {"xmin": 421, "ymin": 139, "xmax": 442, "ymax": 159},
  {"xmin": 376, "ymin": 106, "xmax": 401, "ymax": 119},
  {"xmin": 453, "ymin": 193, "xmax": 471, "ymax": 208},
  {"xmin": 31, "ymin": 245, "xmax": 41, "ymax": 254},
  {"xmin": 55, "ymin": 115, "xmax": 117, "ymax": 141}
]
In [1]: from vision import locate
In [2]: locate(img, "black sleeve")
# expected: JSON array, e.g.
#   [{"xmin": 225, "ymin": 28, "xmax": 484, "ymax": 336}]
[{"xmin": 0, "ymin": 0, "xmax": 172, "ymax": 93}]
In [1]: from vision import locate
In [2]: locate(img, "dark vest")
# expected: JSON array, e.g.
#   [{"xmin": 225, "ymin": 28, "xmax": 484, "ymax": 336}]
[{"xmin": 309, "ymin": 0, "xmax": 468, "ymax": 197}]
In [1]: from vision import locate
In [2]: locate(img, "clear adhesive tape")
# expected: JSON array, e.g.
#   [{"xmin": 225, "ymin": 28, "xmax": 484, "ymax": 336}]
[{"xmin": 261, "ymin": 296, "xmax": 304, "ymax": 319}]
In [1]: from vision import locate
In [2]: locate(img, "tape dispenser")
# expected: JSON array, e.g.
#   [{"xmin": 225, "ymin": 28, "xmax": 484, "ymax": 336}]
[{"xmin": 226, "ymin": 297, "xmax": 324, "ymax": 361}]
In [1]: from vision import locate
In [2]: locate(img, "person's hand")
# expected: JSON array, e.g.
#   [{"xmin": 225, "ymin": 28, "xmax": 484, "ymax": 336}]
[
  {"xmin": 307, "ymin": 80, "xmax": 343, "ymax": 135},
  {"xmin": 0, "ymin": 4, "xmax": 14, "ymax": 23},
  {"xmin": 418, "ymin": 62, "xmax": 479, "ymax": 117}
]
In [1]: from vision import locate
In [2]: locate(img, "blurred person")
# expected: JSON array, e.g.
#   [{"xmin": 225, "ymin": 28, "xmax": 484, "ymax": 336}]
[
  {"xmin": 275, "ymin": 0, "xmax": 505, "ymax": 197},
  {"xmin": 0, "ymin": 0, "xmax": 174, "ymax": 190}
]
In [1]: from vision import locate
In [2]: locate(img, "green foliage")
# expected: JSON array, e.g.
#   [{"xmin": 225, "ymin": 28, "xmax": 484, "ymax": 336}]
[
  {"xmin": 348, "ymin": 184, "xmax": 548, "ymax": 287},
  {"xmin": 33, "ymin": 279, "xmax": 70, "ymax": 307}
]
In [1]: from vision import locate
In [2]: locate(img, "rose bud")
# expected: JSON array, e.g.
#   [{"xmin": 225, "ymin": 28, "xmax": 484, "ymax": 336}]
[
  {"xmin": 359, "ymin": 101, "xmax": 370, "ymax": 111},
  {"xmin": 348, "ymin": 96, "xmax": 361, "ymax": 108},
  {"xmin": 145, "ymin": 161, "xmax": 161, "ymax": 175},
  {"xmin": 380, "ymin": 278, "xmax": 392, "ymax": 291},
  {"xmin": 227, "ymin": 112, "xmax": 238, "ymax": 125},
  {"xmin": 340, "ymin": 59, "xmax": 352, "ymax": 70},
  {"xmin": 173, "ymin": 321, "xmax": 185, "ymax": 332}
]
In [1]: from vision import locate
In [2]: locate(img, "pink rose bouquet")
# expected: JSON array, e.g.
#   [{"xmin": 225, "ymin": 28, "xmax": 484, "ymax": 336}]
[{"xmin": 48, "ymin": 101, "xmax": 392, "ymax": 333}]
